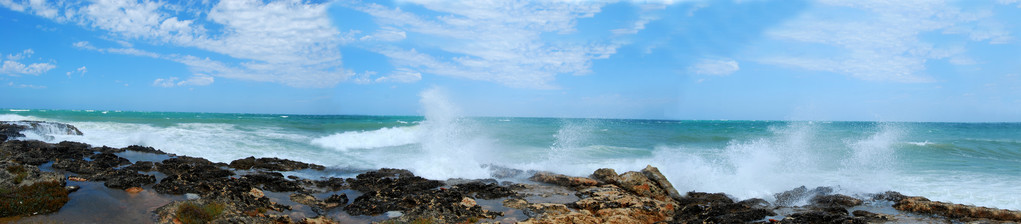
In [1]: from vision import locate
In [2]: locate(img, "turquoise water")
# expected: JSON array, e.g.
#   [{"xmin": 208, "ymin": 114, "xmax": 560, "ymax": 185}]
[{"xmin": 2, "ymin": 107, "xmax": 1019, "ymax": 211}]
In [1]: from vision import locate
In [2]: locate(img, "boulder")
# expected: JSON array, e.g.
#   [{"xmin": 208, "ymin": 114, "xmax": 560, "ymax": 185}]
[
  {"xmin": 811, "ymin": 194, "xmax": 863, "ymax": 208},
  {"xmin": 590, "ymin": 168, "xmax": 620, "ymax": 184},
  {"xmin": 774, "ymin": 186, "xmax": 834, "ymax": 207},
  {"xmin": 640, "ymin": 165, "xmax": 682, "ymax": 200},
  {"xmin": 616, "ymin": 171, "xmax": 669, "ymax": 200}
]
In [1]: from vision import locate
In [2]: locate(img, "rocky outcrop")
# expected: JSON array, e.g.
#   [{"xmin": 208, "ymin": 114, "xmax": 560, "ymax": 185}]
[
  {"xmin": 0, "ymin": 121, "xmax": 83, "ymax": 139},
  {"xmin": 0, "ymin": 160, "xmax": 69, "ymax": 218},
  {"xmin": 892, "ymin": 195, "xmax": 1021, "ymax": 222},
  {"xmin": 152, "ymin": 156, "xmax": 234, "ymax": 195},
  {"xmin": 673, "ymin": 192, "xmax": 777, "ymax": 223},
  {"xmin": 228, "ymin": 156, "xmax": 325, "ymax": 171},
  {"xmin": 530, "ymin": 171, "xmax": 599, "ymax": 189},
  {"xmin": 289, "ymin": 192, "xmax": 347, "ymax": 215},
  {"xmin": 343, "ymin": 168, "xmax": 504, "ymax": 223}
]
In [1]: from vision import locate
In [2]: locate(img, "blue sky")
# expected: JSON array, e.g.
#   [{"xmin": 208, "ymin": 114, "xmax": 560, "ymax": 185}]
[{"xmin": 1, "ymin": 0, "xmax": 1019, "ymax": 121}]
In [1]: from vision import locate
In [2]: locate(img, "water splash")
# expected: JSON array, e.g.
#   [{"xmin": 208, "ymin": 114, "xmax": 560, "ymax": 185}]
[{"xmin": 407, "ymin": 87, "xmax": 493, "ymax": 179}]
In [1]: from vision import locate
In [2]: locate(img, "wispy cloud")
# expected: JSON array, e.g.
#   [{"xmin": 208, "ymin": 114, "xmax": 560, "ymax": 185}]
[
  {"xmin": 5, "ymin": 0, "xmax": 346, "ymax": 87},
  {"xmin": 761, "ymin": 0, "xmax": 1011, "ymax": 83},
  {"xmin": 1, "ymin": 49, "xmax": 56, "ymax": 76},
  {"xmin": 7, "ymin": 81, "xmax": 46, "ymax": 89},
  {"xmin": 690, "ymin": 58, "xmax": 740, "ymax": 76},
  {"xmin": 153, "ymin": 74, "xmax": 214, "ymax": 88},
  {"xmin": 66, "ymin": 66, "xmax": 87, "ymax": 77},
  {"xmin": 347, "ymin": 1, "xmax": 624, "ymax": 89}
]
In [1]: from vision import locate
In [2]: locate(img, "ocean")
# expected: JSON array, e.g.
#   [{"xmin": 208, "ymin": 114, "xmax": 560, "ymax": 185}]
[{"xmin": 2, "ymin": 94, "xmax": 1019, "ymax": 211}]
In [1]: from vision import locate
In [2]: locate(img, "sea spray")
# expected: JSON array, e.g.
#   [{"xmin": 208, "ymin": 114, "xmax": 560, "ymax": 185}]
[
  {"xmin": 405, "ymin": 87, "xmax": 493, "ymax": 179},
  {"xmin": 546, "ymin": 119, "xmax": 593, "ymax": 166},
  {"xmin": 840, "ymin": 123, "xmax": 901, "ymax": 192}
]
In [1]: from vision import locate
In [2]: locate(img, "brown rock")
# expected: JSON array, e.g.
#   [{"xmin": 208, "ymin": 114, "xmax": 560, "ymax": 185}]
[
  {"xmin": 617, "ymin": 171, "xmax": 668, "ymax": 201},
  {"xmin": 852, "ymin": 210, "xmax": 894, "ymax": 221},
  {"xmin": 459, "ymin": 197, "xmax": 477, "ymax": 208},
  {"xmin": 529, "ymin": 172, "xmax": 599, "ymax": 188},
  {"xmin": 125, "ymin": 187, "xmax": 144, "ymax": 193},
  {"xmin": 248, "ymin": 188, "xmax": 265, "ymax": 198},
  {"xmin": 590, "ymin": 168, "xmax": 620, "ymax": 184},
  {"xmin": 811, "ymin": 194, "xmax": 863, "ymax": 208},
  {"xmin": 641, "ymin": 165, "xmax": 681, "ymax": 200},
  {"xmin": 503, "ymin": 198, "xmax": 528, "ymax": 209},
  {"xmin": 894, "ymin": 196, "xmax": 1021, "ymax": 222},
  {"xmin": 68, "ymin": 176, "xmax": 87, "ymax": 182},
  {"xmin": 300, "ymin": 216, "xmax": 338, "ymax": 224}
]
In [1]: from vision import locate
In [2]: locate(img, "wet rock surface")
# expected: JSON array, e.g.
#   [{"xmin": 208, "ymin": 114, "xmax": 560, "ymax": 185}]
[
  {"xmin": 229, "ymin": 156, "xmax": 326, "ymax": 171},
  {"xmin": 892, "ymin": 195, "xmax": 1021, "ymax": 222},
  {"xmin": 344, "ymin": 168, "xmax": 505, "ymax": 223},
  {"xmin": 0, "ymin": 160, "xmax": 69, "ymax": 218}
]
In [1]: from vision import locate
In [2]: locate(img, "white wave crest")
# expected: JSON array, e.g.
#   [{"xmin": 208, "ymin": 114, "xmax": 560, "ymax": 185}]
[{"xmin": 311, "ymin": 126, "xmax": 419, "ymax": 151}]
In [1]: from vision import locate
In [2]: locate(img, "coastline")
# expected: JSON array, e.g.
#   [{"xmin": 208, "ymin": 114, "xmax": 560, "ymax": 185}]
[{"xmin": 2, "ymin": 121, "xmax": 1020, "ymax": 223}]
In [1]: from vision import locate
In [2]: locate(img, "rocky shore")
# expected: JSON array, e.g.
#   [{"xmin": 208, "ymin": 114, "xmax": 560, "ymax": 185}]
[{"xmin": 2, "ymin": 121, "xmax": 1020, "ymax": 223}]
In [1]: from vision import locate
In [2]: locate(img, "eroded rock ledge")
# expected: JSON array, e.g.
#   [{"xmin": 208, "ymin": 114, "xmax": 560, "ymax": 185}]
[{"xmin": 2, "ymin": 121, "xmax": 1021, "ymax": 224}]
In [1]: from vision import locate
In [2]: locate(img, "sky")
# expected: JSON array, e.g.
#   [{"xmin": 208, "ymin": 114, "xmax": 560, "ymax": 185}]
[{"xmin": 1, "ymin": 0, "xmax": 1020, "ymax": 122}]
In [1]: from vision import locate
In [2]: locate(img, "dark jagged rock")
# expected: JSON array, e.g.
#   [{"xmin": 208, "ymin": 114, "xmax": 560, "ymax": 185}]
[
  {"xmin": 346, "ymin": 168, "xmax": 442, "ymax": 193},
  {"xmin": 811, "ymin": 194, "xmax": 863, "ymax": 208},
  {"xmin": 452, "ymin": 181, "xmax": 517, "ymax": 199},
  {"xmin": 52, "ymin": 153, "xmax": 129, "ymax": 176},
  {"xmin": 325, "ymin": 193, "xmax": 348, "ymax": 205},
  {"xmin": 774, "ymin": 186, "xmax": 834, "ymax": 207},
  {"xmin": 52, "ymin": 159, "xmax": 105, "ymax": 174},
  {"xmin": 125, "ymin": 161, "xmax": 157, "ymax": 172},
  {"xmin": 123, "ymin": 145, "xmax": 168, "ymax": 154},
  {"xmin": 228, "ymin": 156, "xmax": 325, "ymax": 171},
  {"xmin": 2, "ymin": 140, "xmax": 94, "ymax": 165},
  {"xmin": 0, "ymin": 121, "xmax": 83, "ymax": 137},
  {"xmin": 90, "ymin": 152, "xmax": 131, "ymax": 168},
  {"xmin": 152, "ymin": 156, "xmax": 234, "ymax": 195},
  {"xmin": 312, "ymin": 177, "xmax": 346, "ymax": 191},
  {"xmin": 344, "ymin": 168, "xmax": 499, "ymax": 223},
  {"xmin": 240, "ymin": 171, "xmax": 302, "ymax": 192},
  {"xmin": 673, "ymin": 192, "xmax": 776, "ymax": 224},
  {"xmin": 0, "ymin": 122, "xmax": 26, "ymax": 141},
  {"xmin": 97, "ymin": 169, "xmax": 156, "ymax": 189}
]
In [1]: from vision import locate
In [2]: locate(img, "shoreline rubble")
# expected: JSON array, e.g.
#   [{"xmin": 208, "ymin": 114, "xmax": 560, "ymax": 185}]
[{"xmin": 2, "ymin": 120, "xmax": 1020, "ymax": 223}]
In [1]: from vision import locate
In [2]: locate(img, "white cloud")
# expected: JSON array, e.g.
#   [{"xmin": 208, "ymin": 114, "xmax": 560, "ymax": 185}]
[
  {"xmin": 66, "ymin": 66, "xmax": 87, "ymax": 77},
  {"xmin": 153, "ymin": 77, "xmax": 178, "ymax": 87},
  {"xmin": 7, "ymin": 81, "xmax": 46, "ymax": 89},
  {"xmin": 690, "ymin": 58, "xmax": 740, "ymax": 76},
  {"xmin": 1, "ymin": 49, "xmax": 56, "ymax": 76},
  {"xmin": 349, "ymin": 1, "xmax": 621, "ymax": 89},
  {"xmin": 761, "ymin": 0, "xmax": 1011, "ymax": 83},
  {"xmin": 5, "ymin": 0, "xmax": 347, "ymax": 88},
  {"xmin": 376, "ymin": 68, "xmax": 422, "ymax": 83},
  {"xmin": 177, "ymin": 75, "xmax": 214, "ymax": 86},
  {"xmin": 359, "ymin": 27, "xmax": 407, "ymax": 42},
  {"xmin": 153, "ymin": 74, "xmax": 213, "ymax": 88}
]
